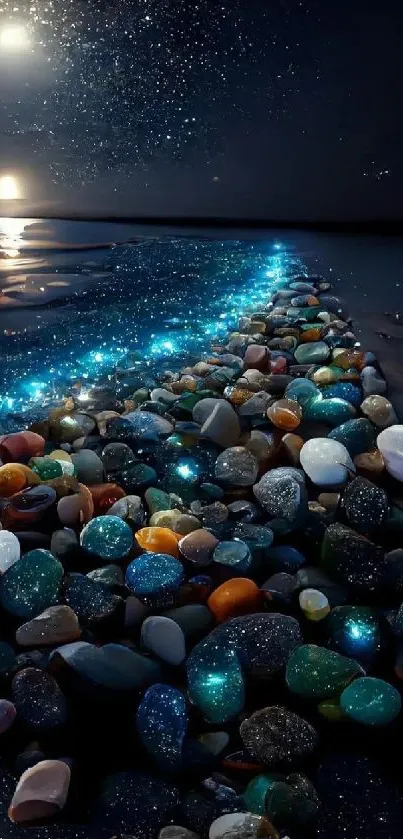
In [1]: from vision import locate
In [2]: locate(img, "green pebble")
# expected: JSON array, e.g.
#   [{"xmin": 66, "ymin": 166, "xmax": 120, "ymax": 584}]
[
  {"xmin": 303, "ymin": 396, "xmax": 355, "ymax": 426},
  {"xmin": 30, "ymin": 457, "xmax": 63, "ymax": 480},
  {"xmin": 243, "ymin": 774, "xmax": 279, "ymax": 815},
  {"xmin": 144, "ymin": 487, "xmax": 173, "ymax": 514},
  {"xmin": 286, "ymin": 644, "xmax": 364, "ymax": 700},
  {"xmin": 294, "ymin": 342, "xmax": 330, "ymax": 365},
  {"xmin": 328, "ymin": 418, "xmax": 377, "ymax": 458},
  {"xmin": 0, "ymin": 550, "xmax": 63, "ymax": 620},
  {"xmin": 340, "ymin": 677, "xmax": 401, "ymax": 726}
]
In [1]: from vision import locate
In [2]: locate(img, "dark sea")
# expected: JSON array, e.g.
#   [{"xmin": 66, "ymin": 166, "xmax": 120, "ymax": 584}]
[{"xmin": 1, "ymin": 218, "xmax": 403, "ymax": 426}]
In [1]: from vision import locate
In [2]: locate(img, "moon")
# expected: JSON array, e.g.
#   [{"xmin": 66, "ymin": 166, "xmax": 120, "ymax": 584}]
[
  {"xmin": 0, "ymin": 175, "xmax": 21, "ymax": 200},
  {"xmin": 0, "ymin": 24, "xmax": 30, "ymax": 52}
]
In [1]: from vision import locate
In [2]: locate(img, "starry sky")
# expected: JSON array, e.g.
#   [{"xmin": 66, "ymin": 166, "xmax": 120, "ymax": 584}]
[{"xmin": 0, "ymin": 0, "xmax": 402, "ymax": 220}]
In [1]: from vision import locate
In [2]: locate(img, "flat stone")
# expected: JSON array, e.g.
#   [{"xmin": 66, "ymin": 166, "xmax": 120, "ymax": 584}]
[
  {"xmin": 16, "ymin": 605, "xmax": 81, "ymax": 647},
  {"xmin": 8, "ymin": 759, "xmax": 71, "ymax": 823},
  {"xmin": 361, "ymin": 366, "xmax": 387, "ymax": 396}
]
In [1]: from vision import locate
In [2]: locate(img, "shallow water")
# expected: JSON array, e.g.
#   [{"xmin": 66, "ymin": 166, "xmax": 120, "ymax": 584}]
[{"xmin": 1, "ymin": 219, "xmax": 403, "ymax": 427}]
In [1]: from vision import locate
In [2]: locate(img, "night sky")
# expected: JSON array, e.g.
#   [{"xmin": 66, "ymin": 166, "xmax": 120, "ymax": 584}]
[{"xmin": 0, "ymin": 0, "xmax": 402, "ymax": 220}]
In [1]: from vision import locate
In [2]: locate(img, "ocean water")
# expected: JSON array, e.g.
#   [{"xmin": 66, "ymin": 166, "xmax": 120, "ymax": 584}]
[{"xmin": 1, "ymin": 218, "xmax": 403, "ymax": 426}]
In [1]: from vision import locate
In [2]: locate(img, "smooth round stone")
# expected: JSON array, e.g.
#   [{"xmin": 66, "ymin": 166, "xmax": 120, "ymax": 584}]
[
  {"xmin": 0, "ymin": 430, "xmax": 45, "ymax": 463},
  {"xmin": 108, "ymin": 494, "xmax": 145, "ymax": 526},
  {"xmin": 3, "ymin": 485, "xmax": 57, "ymax": 527},
  {"xmin": 0, "ymin": 530, "xmax": 21, "ymax": 573},
  {"xmin": 145, "ymin": 487, "xmax": 173, "ymax": 514},
  {"xmin": 136, "ymin": 683, "xmax": 187, "ymax": 770},
  {"xmin": 361, "ymin": 365, "xmax": 387, "ymax": 396},
  {"xmin": 329, "ymin": 418, "xmax": 377, "ymax": 458},
  {"xmin": 303, "ymin": 396, "xmax": 355, "ymax": 425},
  {"xmin": 240, "ymin": 705, "xmax": 318, "ymax": 768},
  {"xmin": 285, "ymin": 378, "xmax": 320, "ymax": 406},
  {"xmin": 321, "ymin": 382, "xmax": 362, "ymax": 408},
  {"xmin": 0, "ymin": 550, "xmax": 63, "ymax": 620},
  {"xmin": 187, "ymin": 643, "xmax": 245, "ymax": 723},
  {"xmin": 321, "ymin": 522, "xmax": 386, "ymax": 593},
  {"xmin": 125, "ymin": 553, "xmax": 184, "ymax": 604},
  {"xmin": 299, "ymin": 588, "xmax": 330, "ymax": 621},
  {"xmin": 12, "ymin": 668, "xmax": 68, "ymax": 730},
  {"xmin": 244, "ymin": 344, "xmax": 269, "ymax": 371},
  {"xmin": 243, "ymin": 773, "xmax": 278, "ymax": 815},
  {"xmin": 281, "ymin": 432, "xmax": 304, "ymax": 465},
  {"xmin": 198, "ymin": 730, "xmax": 229, "ymax": 756},
  {"xmin": 286, "ymin": 644, "xmax": 364, "ymax": 700},
  {"xmin": 326, "ymin": 605, "xmax": 383, "ymax": 665},
  {"xmin": 124, "ymin": 410, "xmax": 174, "ymax": 437},
  {"xmin": 172, "ymin": 513, "xmax": 201, "ymax": 536},
  {"xmin": 253, "ymin": 467, "xmax": 308, "ymax": 529},
  {"xmin": 340, "ymin": 677, "xmax": 401, "ymax": 726},
  {"xmin": 361, "ymin": 395, "xmax": 397, "ymax": 428},
  {"xmin": 16, "ymin": 605, "xmax": 81, "ymax": 647},
  {"xmin": 51, "ymin": 641, "xmax": 161, "ymax": 691},
  {"xmin": 69, "ymin": 449, "xmax": 104, "ymax": 484},
  {"xmin": 213, "ymin": 540, "xmax": 252, "ymax": 573},
  {"xmin": 294, "ymin": 341, "xmax": 330, "ymax": 365},
  {"xmin": 8, "ymin": 759, "xmax": 71, "ymax": 824},
  {"xmin": 266, "ymin": 773, "xmax": 320, "ymax": 830},
  {"xmin": 0, "ymin": 463, "xmax": 28, "ymax": 497},
  {"xmin": 233, "ymin": 523, "xmax": 274, "ymax": 559},
  {"xmin": 341, "ymin": 476, "xmax": 389, "ymax": 534},
  {"xmin": 377, "ymin": 425, "xmax": 403, "ymax": 480},
  {"xmin": 63, "ymin": 573, "xmax": 120, "ymax": 623},
  {"xmin": 179, "ymin": 529, "xmax": 218, "ymax": 566},
  {"xmin": 354, "ymin": 448, "xmax": 385, "ymax": 479},
  {"xmin": 209, "ymin": 813, "xmax": 264, "ymax": 839},
  {"xmin": 238, "ymin": 391, "xmax": 271, "ymax": 416},
  {"xmin": 0, "ymin": 699, "xmax": 16, "ymax": 734},
  {"xmin": 163, "ymin": 604, "xmax": 213, "ymax": 640},
  {"xmin": 92, "ymin": 771, "xmax": 180, "ymax": 838},
  {"xmin": 267, "ymin": 398, "xmax": 302, "ymax": 430},
  {"xmin": 207, "ymin": 578, "xmax": 262, "ymax": 622},
  {"xmin": 300, "ymin": 438, "xmax": 355, "ymax": 486},
  {"xmin": 57, "ymin": 493, "xmax": 88, "ymax": 527},
  {"xmin": 80, "ymin": 515, "xmax": 133, "ymax": 560},
  {"xmin": 136, "ymin": 526, "xmax": 180, "ymax": 558},
  {"xmin": 215, "ymin": 447, "xmax": 258, "ymax": 486},
  {"xmin": 141, "ymin": 615, "xmax": 186, "ymax": 665}
]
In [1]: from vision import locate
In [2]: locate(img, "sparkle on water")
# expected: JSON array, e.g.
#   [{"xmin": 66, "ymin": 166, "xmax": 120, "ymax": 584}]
[{"xmin": 0, "ymin": 231, "xmax": 304, "ymax": 422}]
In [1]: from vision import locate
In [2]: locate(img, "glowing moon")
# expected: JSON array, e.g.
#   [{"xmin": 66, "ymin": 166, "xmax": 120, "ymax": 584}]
[
  {"xmin": 0, "ymin": 24, "xmax": 30, "ymax": 52},
  {"xmin": 0, "ymin": 175, "xmax": 21, "ymax": 200}
]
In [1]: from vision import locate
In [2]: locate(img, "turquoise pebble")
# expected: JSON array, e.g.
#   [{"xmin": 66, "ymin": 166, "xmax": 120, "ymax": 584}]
[
  {"xmin": 187, "ymin": 643, "xmax": 245, "ymax": 723},
  {"xmin": 136, "ymin": 683, "xmax": 187, "ymax": 770},
  {"xmin": 0, "ymin": 550, "xmax": 63, "ymax": 620},
  {"xmin": 340, "ymin": 677, "xmax": 401, "ymax": 726},
  {"xmin": 285, "ymin": 378, "xmax": 320, "ymax": 407},
  {"xmin": 81, "ymin": 515, "xmax": 133, "ymax": 560},
  {"xmin": 213, "ymin": 539, "xmax": 252, "ymax": 573},
  {"xmin": 125, "ymin": 553, "xmax": 184, "ymax": 604},
  {"xmin": 328, "ymin": 418, "xmax": 377, "ymax": 457},
  {"xmin": 294, "ymin": 342, "xmax": 330, "ymax": 365},
  {"xmin": 303, "ymin": 397, "xmax": 355, "ymax": 426},
  {"xmin": 243, "ymin": 773, "xmax": 279, "ymax": 815}
]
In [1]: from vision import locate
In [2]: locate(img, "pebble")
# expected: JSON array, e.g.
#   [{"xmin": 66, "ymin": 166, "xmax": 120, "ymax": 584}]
[
  {"xmin": 0, "ymin": 549, "xmax": 63, "ymax": 619},
  {"xmin": 141, "ymin": 615, "xmax": 186, "ymax": 664},
  {"xmin": 209, "ymin": 813, "xmax": 265, "ymax": 839},
  {"xmin": 125, "ymin": 553, "xmax": 184, "ymax": 604},
  {"xmin": 215, "ymin": 446, "xmax": 258, "ymax": 486},
  {"xmin": 51, "ymin": 641, "xmax": 161, "ymax": 691},
  {"xmin": 361, "ymin": 394, "xmax": 397, "ymax": 427},
  {"xmin": 240, "ymin": 705, "xmax": 318, "ymax": 768},
  {"xmin": 136, "ymin": 525, "xmax": 180, "ymax": 557},
  {"xmin": 341, "ymin": 476, "xmax": 389, "ymax": 534},
  {"xmin": 286, "ymin": 644, "xmax": 364, "ymax": 699},
  {"xmin": 179, "ymin": 529, "xmax": 218, "ymax": 565},
  {"xmin": 0, "ymin": 699, "xmax": 17, "ymax": 734},
  {"xmin": 16, "ymin": 605, "xmax": 81, "ymax": 647},
  {"xmin": 267, "ymin": 398, "xmax": 302, "ymax": 430},
  {"xmin": 300, "ymin": 438, "xmax": 355, "ymax": 486},
  {"xmin": 321, "ymin": 522, "xmax": 386, "ymax": 593},
  {"xmin": 299, "ymin": 588, "xmax": 330, "ymax": 621},
  {"xmin": 136, "ymin": 683, "xmax": 187, "ymax": 770},
  {"xmin": 12, "ymin": 667, "xmax": 68, "ymax": 730},
  {"xmin": 377, "ymin": 425, "xmax": 403, "ymax": 480},
  {"xmin": 80, "ymin": 514, "xmax": 133, "ymax": 559},
  {"xmin": 328, "ymin": 418, "xmax": 377, "ymax": 458},
  {"xmin": 8, "ymin": 759, "xmax": 71, "ymax": 823},
  {"xmin": 340, "ymin": 677, "xmax": 401, "ymax": 726},
  {"xmin": 0, "ymin": 530, "xmax": 21, "ymax": 573}
]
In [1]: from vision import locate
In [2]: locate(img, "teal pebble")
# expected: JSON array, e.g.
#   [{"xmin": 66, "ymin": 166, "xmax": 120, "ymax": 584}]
[
  {"xmin": 81, "ymin": 515, "xmax": 133, "ymax": 560},
  {"xmin": 187, "ymin": 644, "xmax": 245, "ymax": 723},
  {"xmin": 294, "ymin": 341, "xmax": 330, "ymax": 365},
  {"xmin": 213, "ymin": 540, "xmax": 252, "ymax": 573},
  {"xmin": 125, "ymin": 553, "xmax": 184, "ymax": 604},
  {"xmin": 303, "ymin": 396, "xmax": 355, "ymax": 426},
  {"xmin": 0, "ymin": 550, "xmax": 63, "ymax": 620},
  {"xmin": 328, "ymin": 418, "xmax": 377, "ymax": 458},
  {"xmin": 285, "ymin": 378, "xmax": 320, "ymax": 407},
  {"xmin": 340, "ymin": 677, "xmax": 401, "ymax": 726}
]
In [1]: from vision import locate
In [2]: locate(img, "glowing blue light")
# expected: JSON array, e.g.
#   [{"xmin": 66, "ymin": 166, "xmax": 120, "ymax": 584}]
[
  {"xmin": 94, "ymin": 352, "xmax": 103, "ymax": 362},
  {"xmin": 176, "ymin": 463, "xmax": 193, "ymax": 479}
]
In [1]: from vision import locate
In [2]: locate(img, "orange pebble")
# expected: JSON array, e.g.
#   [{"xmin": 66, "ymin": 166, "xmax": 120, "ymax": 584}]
[
  {"xmin": 207, "ymin": 578, "xmax": 262, "ymax": 623},
  {"xmin": 0, "ymin": 464, "xmax": 27, "ymax": 497},
  {"xmin": 300, "ymin": 328, "xmax": 321, "ymax": 343},
  {"xmin": 15, "ymin": 465, "xmax": 41, "ymax": 487},
  {"xmin": 267, "ymin": 398, "xmax": 302, "ymax": 431},
  {"xmin": 135, "ymin": 526, "xmax": 179, "ymax": 557}
]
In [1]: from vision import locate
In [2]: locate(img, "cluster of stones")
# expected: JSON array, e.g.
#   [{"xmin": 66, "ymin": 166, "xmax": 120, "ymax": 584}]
[{"xmin": 0, "ymin": 271, "xmax": 402, "ymax": 838}]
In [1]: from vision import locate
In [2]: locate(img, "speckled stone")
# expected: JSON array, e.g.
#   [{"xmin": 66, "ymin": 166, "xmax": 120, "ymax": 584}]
[
  {"xmin": 328, "ymin": 418, "xmax": 377, "ymax": 458},
  {"xmin": 240, "ymin": 705, "xmax": 318, "ymax": 768},
  {"xmin": 286, "ymin": 643, "xmax": 364, "ymax": 699},
  {"xmin": 136, "ymin": 683, "xmax": 187, "ymax": 770},
  {"xmin": 16, "ymin": 605, "xmax": 81, "ymax": 647},
  {"xmin": 80, "ymin": 514, "xmax": 133, "ymax": 560},
  {"xmin": 253, "ymin": 467, "xmax": 307, "ymax": 530},
  {"xmin": 92, "ymin": 771, "xmax": 180, "ymax": 838},
  {"xmin": 321, "ymin": 522, "xmax": 386, "ymax": 594},
  {"xmin": 125, "ymin": 553, "xmax": 184, "ymax": 604},
  {"xmin": 215, "ymin": 447, "xmax": 258, "ymax": 486},
  {"xmin": 187, "ymin": 642, "xmax": 245, "ymax": 723},
  {"xmin": 341, "ymin": 476, "xmax": 389, "ymax": 534},
  {"xmin": 0, "ymin": 550, "xmax": 63, "ymax": 620},
  {"xmin": 340, "ymin": 677, "xmax": 401, "ymax": 726},
  {"xmin": 63, "ymin": 573, "xmax": 120, "ymax": 623},
  {"xmin": 326, "ymin": 605, "xmax": 383, "ymax": 666},
  {"xmin": 12, "ymin": 667, "xmax": 68, "ymax": 731}
]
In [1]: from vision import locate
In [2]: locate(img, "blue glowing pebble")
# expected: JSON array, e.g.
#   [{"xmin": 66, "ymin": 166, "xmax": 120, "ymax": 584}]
[
  {"xmin": 285, "ymin": 378, "xmax": 320, "ymax": 407},
  {"xmin": 340, "ymin": 677, "xmax": 401, "ymax": 726},
  {"xmin": 187, "ymin": 643, "xmax": 245, "ymax": 724},
  {"xmin": 136, "ymin": 683, "xmax": 188, "ymax": 770},
  {"xmin": 303, "ymin": 397, "xmax": 355, "ymax": 426},
  {"xmin": 326, "ymin": 605, "xmax": 383, "ymax": 666},
  {"xmin": 125, "ymin": 553, "xmax": 184, "ymax": 604},
  {"xmin": 81, "ymin": 515, "xmax": 133, "ymax": 560},
  {"xmin": 328, "ymin": 418, "xmax": 377, "ymax": 458},
  {"xmin": 320, "ymin": 382, "xmax": 362, "ymax": 408}
]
